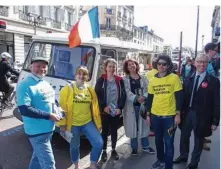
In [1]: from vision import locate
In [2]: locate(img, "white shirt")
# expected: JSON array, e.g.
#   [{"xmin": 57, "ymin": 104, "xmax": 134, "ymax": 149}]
[{"xmin": 189, "ymin": 71, "xmax": 207, "ymax": 107}]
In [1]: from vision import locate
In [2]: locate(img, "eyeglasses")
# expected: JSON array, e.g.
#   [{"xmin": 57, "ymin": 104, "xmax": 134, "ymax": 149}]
[
  {"xmin": 196, "ymin": 60, "xmax": 208, "ymax": 64},
  {"xmin": 157, "ymin": 62, "xmax": 168, "ymax": 66}
]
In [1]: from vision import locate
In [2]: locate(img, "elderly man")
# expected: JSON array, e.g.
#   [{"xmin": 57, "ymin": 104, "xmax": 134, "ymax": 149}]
[
  {"xmin": 16, "ymin": 57, "xmax": 61, "ymax": 169},
  {"xmin": 173, "ymin": 54, "xmax": 220, "ymax": 169}
]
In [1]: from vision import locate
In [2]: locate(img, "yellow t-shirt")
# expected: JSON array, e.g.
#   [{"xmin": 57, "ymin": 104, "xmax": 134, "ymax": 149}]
[
  {"xmin": 148, "ymin": 73, "xmax": 182, "ymax": 116},
  {"xmin": 146, "ymin": 69, "xmax": 158, "ymax": 81},
  {"xmin": 72, "ymin": 84, "xmax": 92, "ymax": 126}
]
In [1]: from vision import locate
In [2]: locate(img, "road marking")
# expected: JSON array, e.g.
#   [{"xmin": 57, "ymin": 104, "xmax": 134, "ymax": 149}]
[{"xmin": 1, "ymin": 126, "xmax": 23, "ymax": 137}]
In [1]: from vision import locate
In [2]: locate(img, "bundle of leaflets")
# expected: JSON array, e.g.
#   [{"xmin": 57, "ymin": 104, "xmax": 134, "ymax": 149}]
[
  {"xmin": 109, "ymin": 102, "xmax": 117, "ymax": 117},
  {"xmin": 135, "ymin": 88, "xmax": 143, "ymax": 96},
  {"xmin": 168, "ymin": 124, "xmax": 177, "ymax": 137},
  {"xmin": 60, "ymin": 131, "xmax": 73, "ymax": 143}
]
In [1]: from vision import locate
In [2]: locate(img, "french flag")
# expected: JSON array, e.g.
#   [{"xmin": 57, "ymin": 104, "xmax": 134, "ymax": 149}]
[{"xmin": 69, "ymin": 6, "xmax": 100, "ymax": 48}]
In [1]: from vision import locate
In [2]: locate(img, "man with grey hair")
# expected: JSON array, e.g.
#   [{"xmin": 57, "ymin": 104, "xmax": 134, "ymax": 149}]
[{"xmin": 174, "ymin": 53, "xmax": 220, "ymax": 169}]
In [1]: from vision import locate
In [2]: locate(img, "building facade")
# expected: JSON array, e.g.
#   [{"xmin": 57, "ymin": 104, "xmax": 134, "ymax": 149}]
[
  {"xmin": 0, "ymin": 5, "xmax": 78, "ymax": 62},
  {"xmin": 133, "ymin": 26, "xmax": 154, "ymax": 52},
  {"xmin": 79, "ymin": 5, "xmax": 134, "ymax": 41},
  {"xmin": 163, "ymin": 45, "xmax": 172, "ymax": 57},
  {"xmin": 152, "ymin": 33, "xmax": 164, "ymax": 53},
  {"xmin": 211, "ymin": 6, "xmax": 220, "ymax": 43}
]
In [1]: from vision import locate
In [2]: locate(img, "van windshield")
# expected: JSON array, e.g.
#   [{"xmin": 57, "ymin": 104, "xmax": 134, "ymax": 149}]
[{"xmin": 23, "ymin": 42, "xmax": 96, "ymax": 80}]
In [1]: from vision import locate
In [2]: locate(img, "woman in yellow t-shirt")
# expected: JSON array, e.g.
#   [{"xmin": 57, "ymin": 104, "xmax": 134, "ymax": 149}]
[{"xmin": 57, "ymin": 66, "xmax": 103, "ymax": 169}]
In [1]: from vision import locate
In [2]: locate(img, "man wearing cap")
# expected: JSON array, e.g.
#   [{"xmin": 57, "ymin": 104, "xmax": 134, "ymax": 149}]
[{"xmin": 16, "ymin": 57, "xmax": 61, "ymax": 169}]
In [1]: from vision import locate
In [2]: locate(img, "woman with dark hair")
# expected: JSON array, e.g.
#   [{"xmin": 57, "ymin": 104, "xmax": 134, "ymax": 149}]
[
  {"xmin": 145, "ymin": 54, "xmax": 183, "ymax": 169},
  {"xmin": 122, "ymin": 58, "xmax": 155, "ymax": 156},
  {"xmin": 95, "ymin": 58, "xmax": 126, "ymax": 162}
]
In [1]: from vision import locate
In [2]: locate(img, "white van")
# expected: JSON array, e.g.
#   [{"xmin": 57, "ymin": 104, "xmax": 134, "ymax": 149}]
[{"xmin": 13, "ymin": 33, "xmax": 149, "ymax": 140}]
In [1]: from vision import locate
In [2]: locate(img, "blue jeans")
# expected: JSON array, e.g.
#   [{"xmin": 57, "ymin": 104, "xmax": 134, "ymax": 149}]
[
  {"xmin": 151, "ymin": 114, "xmax": 175, "ymax": 169},
  {"xmin": 70, "ymin": 121, "xmax": 103, "ymax": 163},
  {"xmin": 28, "ymin": 132, "xmax": 55, "ymax": 169},
  {"xmin": 131, "ymin": 106, "xmax": 149, "ymax": 150}
]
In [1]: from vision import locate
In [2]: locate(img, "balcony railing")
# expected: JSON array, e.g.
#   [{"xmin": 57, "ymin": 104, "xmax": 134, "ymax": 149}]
[
  {"xmin": 122, "ymin": 15, "xmax": 127, "ymax": 22},
  {"xmin": 19, "ymin": 10, "xmax": 30, "ymax": 22},
  {"xmin": 100, "ymin": 24, "xmax": 116, "ymax": 31},
  {"xmin": 18, "ymin": 10, "xmax": 47, "ymax": 26},
  {"xmin": 65, "ymin": 23, "xmax": 72, "ymax": 31},
  {"xmin": 126, "ymin": 6, "xmax": 134, "ymax": 11},
  {"xmin": 0, "ymin": 6, "xmax": 9, "ymax": 17},
  {"xmin": 51, "ymin": 20, "xmax": 61, "ymax": 29}
]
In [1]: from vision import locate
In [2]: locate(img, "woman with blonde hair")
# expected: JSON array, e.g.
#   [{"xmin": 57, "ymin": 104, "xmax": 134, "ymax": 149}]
[
  {"xmin": 122, "ymin": 58, "xmax": 155, "ymax": 156},
  {"xmin": 95, "ymin": 58, "xmax": 126, "ymax": 162},
  {"xmin": 57, "ymin": 66, "xmax": 103, "ymax": 169}
]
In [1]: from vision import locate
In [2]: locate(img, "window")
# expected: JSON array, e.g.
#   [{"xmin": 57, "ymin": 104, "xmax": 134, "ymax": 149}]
[
  {"xmin": 68, "ymin": 12, "xmax": 72, "ymax": 25},
  {"xmin": 97, "ymin": 48, "xmax": 116, "ymax": 78},
  {"xmin": 23, "ymin": 6, "xmax": 29, "ymax": 13},
  {"xmin": 24, "ymin": 42, "xmax": 96, "ymax": 80},
  {"xmin": 39, "ymin": 6, "xmax": 44, "ymax": 16},
  {"xmin": 106, "ymin": 17, "xmax": 111, "ymax": 29},
  {"xmin": 123, "ymin": 7, "xmax": 126, "ymax": 17},
  {"xmin": 54, "ymin": 7, "xmax": 59, "ymax": 21}
]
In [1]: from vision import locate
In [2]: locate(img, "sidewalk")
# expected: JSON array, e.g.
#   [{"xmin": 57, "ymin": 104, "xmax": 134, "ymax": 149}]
[{"xmin": 98, "ymin": 128, "xmax": 220, "ymax": 169}]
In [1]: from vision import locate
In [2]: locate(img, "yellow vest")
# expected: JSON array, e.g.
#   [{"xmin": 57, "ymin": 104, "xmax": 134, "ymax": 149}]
[{"xmin": 56, "ymin": 83, "xmax": 101, "ymax": 132}]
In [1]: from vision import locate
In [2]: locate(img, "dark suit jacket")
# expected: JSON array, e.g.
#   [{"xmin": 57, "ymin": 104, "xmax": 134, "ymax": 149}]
[{"xmin": 180, "ymin": 72, "xmax": 220, "ymax": 137}]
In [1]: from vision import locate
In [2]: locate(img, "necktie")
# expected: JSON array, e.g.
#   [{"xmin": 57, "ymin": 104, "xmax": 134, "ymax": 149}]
[{"xmin": 190, "ymin": 75, "xmax": 200, "ymax": 107}]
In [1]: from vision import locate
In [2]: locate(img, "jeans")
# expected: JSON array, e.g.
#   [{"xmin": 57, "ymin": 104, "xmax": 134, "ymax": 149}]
[
  {"xmin": 70, "ymin": 121, "xmax": 103, "ymax": 163},
  {"xmin": 180, "ymin": 109, "xmax": 204, "ymax": 166},
  {"xmin": 28, "ymin": 132, "xmax": 56, "ymax": 169},
  {"xmin": 101, "ymin": 114, "xmax": 119, "ymax": 150},
  {"xmin": 131, "ymin": 106, "xmax": 150, "ymax": 150},
  {"xmin": 151, "ymin": 114, "xmax": 175, "ymax": 169}
]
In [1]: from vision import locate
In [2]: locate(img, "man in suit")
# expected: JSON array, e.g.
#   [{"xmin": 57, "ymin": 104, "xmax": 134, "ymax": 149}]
[{"xmin": 173, "ymin": 53, "xmax": 220, "ymax": 169}]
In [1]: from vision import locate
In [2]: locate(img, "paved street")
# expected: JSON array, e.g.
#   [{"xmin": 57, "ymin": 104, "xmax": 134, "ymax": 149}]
[{"xmin": 0, "ymin": 108, "xmax": 220, "ymax": 169}]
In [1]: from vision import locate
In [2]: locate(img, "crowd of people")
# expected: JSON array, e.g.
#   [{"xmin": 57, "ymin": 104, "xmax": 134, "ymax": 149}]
[{"xmin": 14, "ymin": 42, "xmax": 220, "ymax": 169}]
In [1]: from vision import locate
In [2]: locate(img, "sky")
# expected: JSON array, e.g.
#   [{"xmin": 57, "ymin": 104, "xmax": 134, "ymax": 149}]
[{"xmin": 134, "ymin": 5, "xmax": 215, "ymax": 49}]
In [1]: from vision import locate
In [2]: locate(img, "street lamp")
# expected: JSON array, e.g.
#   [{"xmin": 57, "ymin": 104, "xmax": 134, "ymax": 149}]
[{"xmin": 27, "ymin": 13, "xmax": 43, "ymax": 35}]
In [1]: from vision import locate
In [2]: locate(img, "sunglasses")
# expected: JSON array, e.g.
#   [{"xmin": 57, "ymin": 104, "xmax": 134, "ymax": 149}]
[{"xmin": 157, "ymin": 62, "xmax": 168, "ymax": 66}]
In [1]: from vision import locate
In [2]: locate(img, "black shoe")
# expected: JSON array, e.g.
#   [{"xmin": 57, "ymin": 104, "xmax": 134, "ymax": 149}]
[
  {"xmin": 111, "ymin": 149, "xmax": 119, "ymax": 161},
  {"xmin": 186, "ymin": 164, "xmax": 198, "ymax": 169},
  {"xmin": 101, "ymin": 151, "xmax": 107, "ymax": 162},
  {"xmin": 173, "ymin": 156, "xmax": 188, "ymax": 164},
  {"xmin": 131, "ymin": 149, "xmax": 138, "ymax": 156}
]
